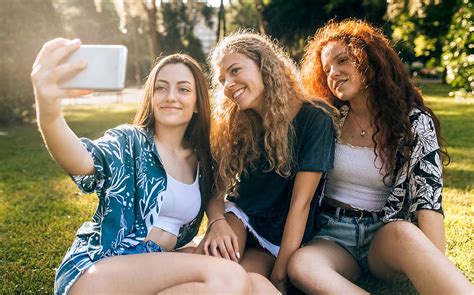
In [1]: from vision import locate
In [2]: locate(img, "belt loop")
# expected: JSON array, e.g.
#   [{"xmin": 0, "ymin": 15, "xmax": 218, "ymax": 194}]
[
  {"xmin": 372, "ymin": 212, "xmax": 379, "ymax": 221},
  {"xmin": 335, "ymin": 207, "xmax": 341, "ymax": 219},
  {"xmin": 319, "ymin": 194, "xmax": 324, "ymax": 206},
  {"xmin": 356, "ymin": 210, "xmax": 364, "ymax": 222}
]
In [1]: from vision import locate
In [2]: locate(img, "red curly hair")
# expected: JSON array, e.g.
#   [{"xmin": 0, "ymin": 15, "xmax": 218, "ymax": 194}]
[{"xmin": 301, "ymin": 19, "xmax": 448, "ymax": 179}]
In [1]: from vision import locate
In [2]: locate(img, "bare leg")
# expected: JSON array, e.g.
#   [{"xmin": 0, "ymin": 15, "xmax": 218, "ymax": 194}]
[
  {"xmin": 248, "ymin": 272, "xmax": 281, "ymax": 294},
  {"xmin": 225, "ymin": 212, "xmax": 248, "ymax": 257},
  {"xmin": 69, "ymin": 252, "xmax": 250, "ymax": 295},
  {"xmin": 368, "ymin": 221, "xmax": 474, "ymax": 295},
  {"xmin": 240, "ymin": 247, "xmax": 275, "ymax": 278},
  {"xmin": 287, "ymin": 239, "xmax": 368, "ymax": 295}
]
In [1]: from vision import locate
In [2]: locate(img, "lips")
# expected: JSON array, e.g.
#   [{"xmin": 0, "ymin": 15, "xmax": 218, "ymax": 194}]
[
  {"xmin": 160, "ymin": 105, "xmax": 182, "ymax": 110},
  {"xmin": 334, "ymin": 79, "xmax": 347, "ymax": 90},
  {"xmin": 232, "ymin": 87, "xmax": 246, "ymax": 100}
]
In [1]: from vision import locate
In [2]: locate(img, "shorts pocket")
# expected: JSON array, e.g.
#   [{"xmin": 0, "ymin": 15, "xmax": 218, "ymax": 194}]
[{"xmin": 318, "ymin": 212, "xmax": 336, "ymax": 227}]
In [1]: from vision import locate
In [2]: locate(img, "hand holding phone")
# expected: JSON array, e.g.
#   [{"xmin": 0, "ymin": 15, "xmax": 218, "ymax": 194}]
[{"xmin": 59, "ymin": 45, "xmax": 128, "ymax": 91}]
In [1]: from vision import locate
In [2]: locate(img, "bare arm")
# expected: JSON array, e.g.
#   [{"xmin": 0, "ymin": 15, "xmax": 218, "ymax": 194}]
[
  {"xmin": 417, "ymin": 209, "xmax": 445, "ymax": 253},
  {"xmin": 31, "ymin": 38, "xmax": 94, "ymax": 175},
  {"xmin": 195, "ymin": 195, "xmax": 241, "ymax": 262},
  {"xmin": 271, "ymin": 171, "xmax": 322, "ymax": 293}
]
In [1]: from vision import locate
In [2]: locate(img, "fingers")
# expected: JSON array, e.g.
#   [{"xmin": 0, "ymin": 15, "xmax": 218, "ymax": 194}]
[
  {"xmin": 33, "ymin": 38, "xmax": 69, "ymax": 67},
  {"xmin": 34, "ymin": 38, "xmax": 81, "ymax": 70},
  {"xmin": 54, "ymin": 60, "xmax": 87, "ymax": 84},
  {"xmin": 209, "ymin": 241, "xmax": 223, "ymax": 258},
  {"xmin": 231, "ymin": 234, "xmax": 241, "ymax": 261},
  {"xmin": 64, "ymin": 89, "xmax": 93, "ymax": 98},
  {"xmin": 203, "ymin": 239, "xmax": 210, "ymax": 256},
  {"xmin": 217, "ymin": 239, "xmax": 231, "ymax": 260}
]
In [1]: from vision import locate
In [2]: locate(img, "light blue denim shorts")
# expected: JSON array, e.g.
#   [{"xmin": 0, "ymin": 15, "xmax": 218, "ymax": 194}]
[
  {"xmin": 54, "ymin": 239, "xmax": 164, "ymax": 295},
  {"xmin": 312, "ymin": 211, "xmax": 383, "ymax": 272}
]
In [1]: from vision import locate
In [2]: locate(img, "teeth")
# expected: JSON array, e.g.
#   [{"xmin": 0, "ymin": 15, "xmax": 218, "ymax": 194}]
[{"xmin": 233, "ymin": 88, "xmax": 245, "ymax": 99}]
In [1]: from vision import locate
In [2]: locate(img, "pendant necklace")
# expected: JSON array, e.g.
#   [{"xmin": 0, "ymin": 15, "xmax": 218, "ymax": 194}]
[{"xmin": 350, "ymin": 110, "xmax": 370, "ymax": 137}]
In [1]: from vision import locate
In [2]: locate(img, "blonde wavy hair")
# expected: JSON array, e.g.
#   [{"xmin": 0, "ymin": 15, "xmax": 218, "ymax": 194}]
[{"xmin": 209, "ymin": 31, "xmax": 313, "ymax": 199}]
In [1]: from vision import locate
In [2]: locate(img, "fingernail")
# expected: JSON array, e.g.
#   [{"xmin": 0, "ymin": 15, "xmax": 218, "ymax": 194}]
[
  {"xmin": 236, "ymin": 252, "xmax": 240, "ymax": 259},
  {"xmin": 67, "ymin": 39, "xmax": 80, "ymax": 46}
]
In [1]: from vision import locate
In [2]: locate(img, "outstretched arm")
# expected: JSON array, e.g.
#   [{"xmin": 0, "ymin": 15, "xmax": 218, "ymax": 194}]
[
  {"xmin": 271, "ymin": 171, "xmax": 322, "ymax": 293},
  {"xmin": 31, "ymin": 38, "xmax": 94, "ymax": 175}
]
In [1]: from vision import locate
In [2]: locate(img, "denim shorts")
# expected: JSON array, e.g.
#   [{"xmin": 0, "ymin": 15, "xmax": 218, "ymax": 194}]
[
  {"xmin": 54, "ymin": 239, "xmax": 164, "ymax": 295},
  {"xmin": 312, "ymin": 211, "xmax": 383, "ymax": 273}
]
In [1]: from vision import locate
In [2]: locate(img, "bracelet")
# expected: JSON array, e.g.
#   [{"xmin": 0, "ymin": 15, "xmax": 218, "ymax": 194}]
[{"xmin": 206, "ymin": 217, "xmax": 226, "ymax": 232}]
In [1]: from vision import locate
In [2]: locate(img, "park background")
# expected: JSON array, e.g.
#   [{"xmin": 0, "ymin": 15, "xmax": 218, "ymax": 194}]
[{"xmin": 0, "ymin": 0, "xmax": 472, "ymax": 294}]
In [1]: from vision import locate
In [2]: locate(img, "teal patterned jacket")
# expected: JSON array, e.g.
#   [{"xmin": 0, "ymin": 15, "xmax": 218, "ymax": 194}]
[{"xmin": 71, "ymin": 124, "xmax": 205, "ymax": 261}]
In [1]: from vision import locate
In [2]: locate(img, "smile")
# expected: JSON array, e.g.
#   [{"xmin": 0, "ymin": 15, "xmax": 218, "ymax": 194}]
[
  {"xmin": 160, "ymin": 106, "xmax": 182, "ymax": 110},
  {"xmin": 334, "ymin": 79, "xmax": 347, "ymax": 90},
  {"xmin": 232, "ymin": 87, "xmax": 246, "ymax": 100}
]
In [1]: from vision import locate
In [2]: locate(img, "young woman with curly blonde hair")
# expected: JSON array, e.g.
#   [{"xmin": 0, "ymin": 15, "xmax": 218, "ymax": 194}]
[
  {"xmin": 195, "ymin": 31, "xmax": 336, "ymax": 293},
  {"xmin": 287, "ymin": 19, "xmax": 474, "ymax": 294}
]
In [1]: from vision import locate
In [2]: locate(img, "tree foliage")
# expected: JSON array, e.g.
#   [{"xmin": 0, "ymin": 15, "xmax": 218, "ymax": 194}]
[
  {"xmin": 261, "ymin": 0, "xmax": 387, "ymax": 59},
  {"xmin": 441, "ymin": 0, "xmax": 473, "ymax": 93},
  {"xmin": 387, "ymin": 0, "xmax": 460, "ymax": 66},
  {"xmin": 0, "ymin": 0, "xmax": 213, "ymax": 125}
]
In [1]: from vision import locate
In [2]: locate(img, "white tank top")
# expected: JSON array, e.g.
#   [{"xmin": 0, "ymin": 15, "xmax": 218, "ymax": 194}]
[
  {"xmin": 324, "ymin": 143, "xmax": 392, "ymax": 211},
  {"xmin": 153, "ymin": 165, "xmax": 201, "ymax": 236}
]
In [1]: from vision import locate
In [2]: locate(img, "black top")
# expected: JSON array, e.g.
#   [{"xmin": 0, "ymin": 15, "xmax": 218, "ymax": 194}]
[{"xmin": 228, "ymin": 102, "xmax": 336, "ymax": 245}]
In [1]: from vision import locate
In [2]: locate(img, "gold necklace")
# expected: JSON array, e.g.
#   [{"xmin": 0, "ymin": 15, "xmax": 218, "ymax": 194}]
[{"xmin": 350, "ymin": 110, "xmax": 370, "ymax": 137}]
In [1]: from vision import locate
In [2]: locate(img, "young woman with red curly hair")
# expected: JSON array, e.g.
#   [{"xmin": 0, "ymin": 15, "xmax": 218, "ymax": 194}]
[{"xmin": 287, "ymin": 19, "xmax": 474, "ymax": 294}]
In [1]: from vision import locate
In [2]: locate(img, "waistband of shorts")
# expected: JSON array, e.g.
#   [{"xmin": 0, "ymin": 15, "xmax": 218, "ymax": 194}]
[{"xmin": 319, "ymin": 200, "xmax": 383, "ymax": 220}]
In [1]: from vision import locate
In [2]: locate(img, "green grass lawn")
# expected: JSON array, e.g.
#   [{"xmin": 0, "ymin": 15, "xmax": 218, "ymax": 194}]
[{"xmin": 1, "ymin": 84, "xmax": 472, "ymax": 294}]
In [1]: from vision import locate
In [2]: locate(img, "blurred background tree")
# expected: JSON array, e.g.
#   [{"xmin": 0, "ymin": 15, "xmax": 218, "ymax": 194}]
[
  {"xmin": 0, "ymin": 0, "xmax": 64, "ymax": 125},
  {"xmin": 441, "ymin": 0, "xmax": 473, "ymax": 94},
  {"xmin": 0, "ymin": 0, "xmax": 471, "ymax": 126}
]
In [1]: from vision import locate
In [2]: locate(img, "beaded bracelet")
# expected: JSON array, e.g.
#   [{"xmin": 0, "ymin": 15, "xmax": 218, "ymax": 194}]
[{"xmin": 206, "ymin": 217, "xmax": 226, "ymax": 233}]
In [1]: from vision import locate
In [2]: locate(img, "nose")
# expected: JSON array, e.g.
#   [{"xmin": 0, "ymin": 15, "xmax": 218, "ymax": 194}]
[
  {"xmin": 328, "ymin": 65, "xmax": 340, "ymax": 80},
  {"xmin": 164, "ymin": 88, "xmax": 177, "ymax": 102},
  {"xmin": 223, "ymin": 77, "xmax": 236, "ymax": 90}
]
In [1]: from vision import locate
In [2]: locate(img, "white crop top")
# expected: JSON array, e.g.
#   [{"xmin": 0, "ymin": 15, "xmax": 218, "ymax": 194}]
[
  {"xmin": 151, "ymin": 166, "xmax": 201, "ymax": 236},
  {"xmin": 324, "ymin": 143, "xmax": 392, "ymax": 211}
]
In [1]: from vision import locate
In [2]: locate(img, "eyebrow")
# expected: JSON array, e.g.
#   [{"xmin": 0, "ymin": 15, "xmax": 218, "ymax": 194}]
[
  {"xmin": 225, "ymin": 62, "xmax": 239, "ymax": 72},
  {"xmin": 218, "ymin": 62, "xmax": 240, "ymax": 81},
  {"xmin": 323, "ymin": 51, "xmax": 346, "ymax": 68},
  {"xmin": 155, "ymin": 80, "xmax": 193, "ymax": 85}
]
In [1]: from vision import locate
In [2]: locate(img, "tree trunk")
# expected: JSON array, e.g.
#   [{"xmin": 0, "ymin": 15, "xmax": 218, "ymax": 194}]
[
  {"xmin": 216, "ymin": 0, "xmax": 224, "ymax": 41},
  {"xmin": 143, "ymin": 0, "xmax": 159, "ymax": 60},
  {"xmin": 255, "ymin": 0, "xmax": 265, "ymax": 34}
]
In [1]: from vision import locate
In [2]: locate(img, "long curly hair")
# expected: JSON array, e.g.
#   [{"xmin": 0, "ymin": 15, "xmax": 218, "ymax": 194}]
[
  {"xmin": 209, "ymin": 31, "xmax": 318, "ymax": 199},
  {"xmin": 133, "ymin": 54, "xmax": 213, "ymax": 204},
  {"xmin": 301, "ymin": 19, "xmax": 448, "ymax": 180}
]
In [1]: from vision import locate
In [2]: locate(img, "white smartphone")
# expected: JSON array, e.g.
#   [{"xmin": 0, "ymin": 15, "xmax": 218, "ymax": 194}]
[{"xmin": 60, "ymin": 45, "xmax": 128, "ymax": 91}]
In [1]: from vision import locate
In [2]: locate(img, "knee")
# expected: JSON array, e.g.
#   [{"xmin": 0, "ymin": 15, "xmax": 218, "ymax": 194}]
[
  {"xmin": 374, "ymin": 221, "xmax": 421, "ymax": 248},
  {"xmin": 207, "ymin": 261, "xmax": 250, "ymax": 295},
  {"xmin": 287, "ymin": 249, "xmax": 325, "ymax": 292},
  {"xmin": 287, "ymin": 250, "xmax": 310, "ymax": 285}
]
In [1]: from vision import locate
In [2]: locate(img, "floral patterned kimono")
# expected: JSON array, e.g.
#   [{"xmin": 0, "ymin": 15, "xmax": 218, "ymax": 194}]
[
  {"xmin": 338, "ymin": 105, "xmax": 444, "ymax": 223},
  {"xmin": 54, "ymin": 125, "xmax": 205, "ymax": 295}
]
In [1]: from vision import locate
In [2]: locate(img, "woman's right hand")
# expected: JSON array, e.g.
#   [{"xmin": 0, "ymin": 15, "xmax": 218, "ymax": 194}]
[
  {"xmin": 200, "ymin": 218, "xmax": 241, "ymax": 262},
  {"xmin": 31, "ymin": 38, "xmax": 91, "ymax": 124}
]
